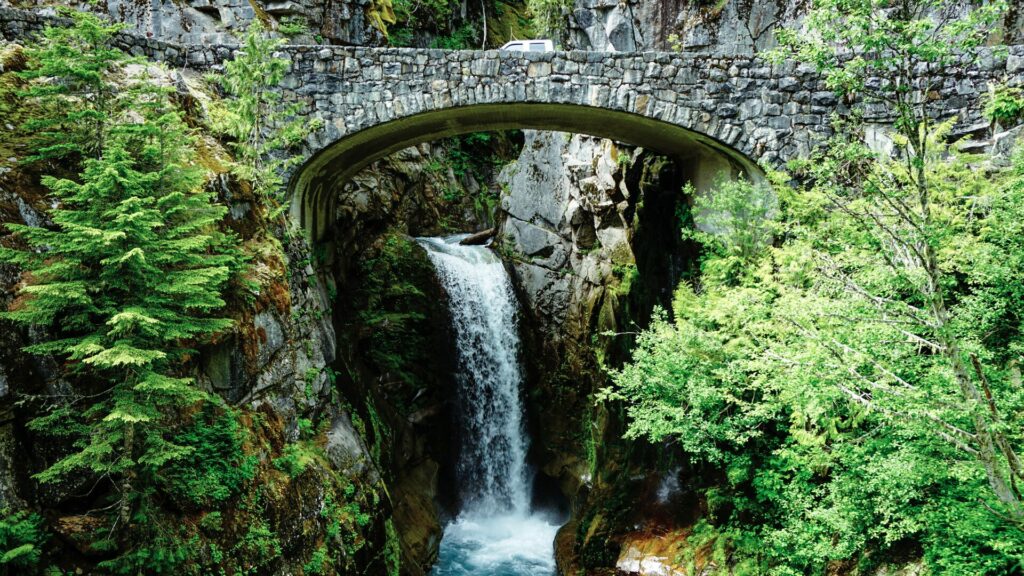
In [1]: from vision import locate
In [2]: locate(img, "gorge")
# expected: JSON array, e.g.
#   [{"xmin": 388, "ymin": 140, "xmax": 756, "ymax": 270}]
[{"xmin": 1, "ymin": 1, "xmax": 1024, "ymax": 575}]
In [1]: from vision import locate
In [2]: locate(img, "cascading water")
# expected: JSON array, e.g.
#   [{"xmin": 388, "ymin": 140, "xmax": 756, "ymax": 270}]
[{"xmin": 417, "ymin": 235, "xmax": 560, "ymax": 576}]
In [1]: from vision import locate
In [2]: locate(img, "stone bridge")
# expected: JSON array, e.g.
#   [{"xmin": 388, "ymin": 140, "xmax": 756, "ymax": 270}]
[{"xmin": 279, "ymin": 46, "xmax": 1021, "ymax": 239}]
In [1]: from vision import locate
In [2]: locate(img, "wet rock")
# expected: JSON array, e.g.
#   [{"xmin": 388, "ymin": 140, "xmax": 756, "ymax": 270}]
[
  {"xmin": 616, "ymin": 541, "xmax": 687, "ymax": 576},
  {"xmin": 0, "ymin": 417, "xmax": 21, "ymax": 510},
  {"xmin": 459, "ymin": 227, "xmax": 495, "ymax": 245},
  {"xmin": 326, "ymin": 412, "xmax": 378, "ymax": 483},
  {"xmin": 254, "ymin": 310, "xmax": 286, "ymax": 367},
  {"xmin": 392, "ymin": 459, "xmax": 442, "ymax": 576},
  {"xmin": 53, "ymin": 515, "xmax": 107, "ymax": 557}
]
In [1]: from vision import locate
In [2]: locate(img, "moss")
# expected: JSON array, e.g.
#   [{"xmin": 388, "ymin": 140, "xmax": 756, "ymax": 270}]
[
  {"xmin": 247, "ymin": 0, "xmax": 274, "ymax": 27},
  {"xmin": 193, "ymin": 135, "xmax": 231, "ymax": 175},
  {"xmin": 486, "ymin": 0, "xmax": 535, "ymax": 47},
  {"xmin": 367, "ymin": 0, "xmax": 399, "ymax": 36},
  {"xmin": 384, "ymin": 518, "xmax": 401, "ymax": 575},
  {"xmin": 0, "ymin": 53, "xmax": 37, "ymax": 172},
  {"xmin": 363, "ymin": 398, "xmax": 387, "ymax": 467},
  {"xmin": 612, "ymin": 263, "xmax": 638, "ymax": 297}
]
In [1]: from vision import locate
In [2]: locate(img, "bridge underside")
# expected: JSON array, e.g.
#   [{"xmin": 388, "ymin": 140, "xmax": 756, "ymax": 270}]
[{"xmin": 289, "ymin": 103, "xmax": 762, "ymax": 240}]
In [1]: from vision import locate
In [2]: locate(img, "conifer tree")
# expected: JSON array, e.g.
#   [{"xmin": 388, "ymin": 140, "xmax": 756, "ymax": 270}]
[
  {"xmin": 1, "ymin": 14, "xmax": 241, "ymax": 556},
  {"xmin": 3, "ymin": 111, "xmax": 237, "ymax": 527},
  {"xmin": 17, "ymin": 10, "xmax": 132, "ymax": 160},
  {"xmin": 211, "ymin": 22, "xmax": 314, "ymax": 215}
]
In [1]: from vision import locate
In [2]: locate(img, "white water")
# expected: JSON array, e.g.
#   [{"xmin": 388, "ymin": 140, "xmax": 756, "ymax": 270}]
[{"xmin": 418, "ymin": 235, "xmax": 559, "ymax": 576}]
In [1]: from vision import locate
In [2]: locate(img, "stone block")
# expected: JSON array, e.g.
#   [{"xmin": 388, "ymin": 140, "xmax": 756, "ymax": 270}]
[{"xmin": 528, "ymin": 62, "xmax": 552, "ymax": 77}]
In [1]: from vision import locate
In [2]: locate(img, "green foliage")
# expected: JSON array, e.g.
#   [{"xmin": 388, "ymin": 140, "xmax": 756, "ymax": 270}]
[
  {"xmin": 94, "ymin": 523, "xmax": 197, "ymax": 575},
  {"xmin": 356, "ymin": 234, "xmax": 434, "ymax": 392},
  {"xmin": 230, "ymin": 519, "xmax": 282, "ymax": 571},
  {"xmin": 432, "ymin": 132, "xmax": 512, "ymax": 223},
  {"xmin": 272, "ymin": 441, "xmax": 318, "ymax": 478},
  {"xmin": 302, "ymin": 545, "xmax": 329, "ymax": 575},
  {"xmin": 611, "ymin": 5, "xmax": 1024, "ymax": 563},
  {"xmin": 388, "ymin": 0, "xmax": 453, "ymax": 44},
  {"xmin": 2, "ymin": 105, "xmax": 237, "ymax": 489},
  {"xmin": 160, "ymin": 405, "xmax": 257, "ymax": 508},
  {"xmin": 277, "ymin": 16, "xmax": 310, "ymax": 37},
  {"xmin": 985, "ymin": 84, "xmax": 1024, "ymax": 126},
  {"xmin": 211, "ymin": 22, "xmax": 316, "ymax": 215},
  {"xmin": 16, "ymin": 10, "xmax": 131, "ymax": 161},
  {"xmin": 683, "ymin": 176, "xmax": 777, "ymax": 284},
  {"xmin": 0, "ymin": 511, "xmax": 47, "ymax": 572},
  {"xmin": 526, "ymin": 0, "xmax": 572, "ymax": 43},
  {"xmin": 430, "ymin": 23, "xmax": 479, "ymax": 49},
  {"xmin": 609, "ymin": 124, "xmax": 1024, "ymax": 573},
  {"xmin": 198, "ymin": 511, "xmax": 223, "ymax": 534},
  {"xmin": 611, "ymin": 263, "xmax": 638, "ymax": 297},
  {"xmin": 320, "ymin": 484, "xmax": 373, "ymax": 561},
  {"xmin": 384, "ymin": 519, "xmax": 401, "ymax": 576},
  {"xmin": 3, "ymin": 115, "xmax": 236, "ymax": 482}
]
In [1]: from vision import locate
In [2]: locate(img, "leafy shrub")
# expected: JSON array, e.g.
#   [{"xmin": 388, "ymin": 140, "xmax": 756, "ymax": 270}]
[
  {"xmin": 272, "ymin": 441, "xmax": 318, "ymax": 478},
  {"xmin": 0, "ymin": 511, "xmax": 46, "ymax": 572},
  {"xmin": 984, "ymin": 84, "xmax": 1024, "ymax": 126},
  {"xmin": 231, "ymin": 520, "xmax": 281, "ymax": 570},
  {"xmin": 277, "ymin": 16, "xmax": 309, "ymax": 37},
  {"xmin": 356, "ymin": 234, "xmax": 435, "ymax": 390},
  {"xmin": 682, "ymin": 176, "xmax": 777, "ymax": 284},
  {"xmin": 430, "ymin": 24, "xmax": 479, "ymax": 49},
  {"xmin": 303, "ymin": 545, "xmax": 329, "ymax": 574}
]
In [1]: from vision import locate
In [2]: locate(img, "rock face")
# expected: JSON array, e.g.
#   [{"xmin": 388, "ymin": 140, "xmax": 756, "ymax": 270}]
[
  {"xmin": 569, "ymin": 0, "xmax": 1024, "ymax": 54},
  {"xmin": 0, "ymin": 0, "xmax": 386, "ymax": 46},
  {"xmin": 500, "ymin": 132, "xmax": 641, "ymax": 329},
  {"xmin": 495, "ymin": 129, "xmax": 704, "ymax": 573}
]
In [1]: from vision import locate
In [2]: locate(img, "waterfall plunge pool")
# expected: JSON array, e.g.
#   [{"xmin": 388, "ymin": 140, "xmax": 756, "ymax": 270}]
[
  {"xmin": 417, "ymin": 236, "xmax": 561, "ymax": 576},
  {"xmin": 432, "ymin": 512, "xmax": 561, "ymax": 576}
]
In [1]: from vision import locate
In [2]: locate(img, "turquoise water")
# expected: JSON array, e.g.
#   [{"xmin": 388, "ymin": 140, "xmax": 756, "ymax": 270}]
[{"xmin": 431, "ymin": 512, "xmax": 560, "ymax": 576}]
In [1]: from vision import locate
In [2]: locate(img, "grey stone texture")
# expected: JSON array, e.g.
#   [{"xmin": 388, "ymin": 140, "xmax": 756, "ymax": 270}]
[
  {"xmin": 275, "ymin": 42, "xmax": 1022, "ymax": 237},
  {"xmin": 0, "ymin": 0, "xmax": 384, "ymax": 46}
]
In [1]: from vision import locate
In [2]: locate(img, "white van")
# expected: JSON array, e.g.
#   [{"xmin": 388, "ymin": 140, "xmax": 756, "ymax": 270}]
[{"xmin": 499, "ymin": 39, "xmax": 555, "ymax": 52}]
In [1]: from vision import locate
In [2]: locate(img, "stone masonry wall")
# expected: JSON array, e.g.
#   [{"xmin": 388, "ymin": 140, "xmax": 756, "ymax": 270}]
[{"xmin": 282, "ymin": 45, "xmax": 1024, "ymax": 166}]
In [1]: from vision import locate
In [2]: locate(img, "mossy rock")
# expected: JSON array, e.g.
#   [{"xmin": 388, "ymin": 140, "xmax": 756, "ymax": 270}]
[{"xmin": 486, "ymin": 0, "xmax": 534, "ymax": 47}]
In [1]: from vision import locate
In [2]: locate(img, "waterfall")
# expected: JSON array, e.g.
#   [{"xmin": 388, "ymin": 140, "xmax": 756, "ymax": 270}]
[
  {"xmin": 418, "ymin": 235, "xmax": 559, "ymax": 576},
  {"xmin": 417, "ymin": 235, "xmax": 530, "ymax": 513}
]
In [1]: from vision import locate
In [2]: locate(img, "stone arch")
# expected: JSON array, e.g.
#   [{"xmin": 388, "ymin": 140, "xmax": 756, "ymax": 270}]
[{"xmin": 289, "ymin": 102, "xmax": 763, "ymax": 240}]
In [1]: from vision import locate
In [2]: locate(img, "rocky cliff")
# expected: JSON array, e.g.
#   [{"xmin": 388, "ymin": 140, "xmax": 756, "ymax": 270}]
[{"xmin": 0, "ymin": 0, "xmax": 388, "ymax": 45}]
